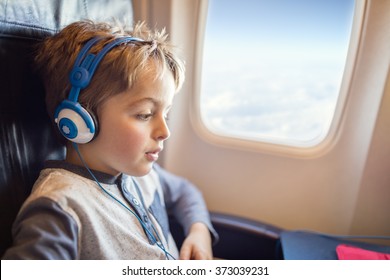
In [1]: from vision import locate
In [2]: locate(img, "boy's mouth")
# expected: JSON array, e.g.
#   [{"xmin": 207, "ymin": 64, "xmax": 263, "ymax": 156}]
[{"xmin": 145, "ymin": 148, "xmax": 162, "ymax": 162}]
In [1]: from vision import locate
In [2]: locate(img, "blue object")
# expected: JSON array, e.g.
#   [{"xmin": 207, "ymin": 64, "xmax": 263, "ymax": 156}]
[{"xmin": 280, "ymin": 230, "xmax": 390, "ymax": 260}]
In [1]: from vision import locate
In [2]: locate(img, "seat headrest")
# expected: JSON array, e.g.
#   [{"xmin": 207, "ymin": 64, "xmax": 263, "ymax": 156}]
[{"xmin": 0, "ymin": 0, "xmax": 134, "ymax": 38}]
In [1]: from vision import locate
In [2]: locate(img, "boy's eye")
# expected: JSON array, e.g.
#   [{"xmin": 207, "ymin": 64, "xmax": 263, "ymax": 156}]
[{"xmin": 136, "ymin": 113, "xmax": 153, "ymax": 121}]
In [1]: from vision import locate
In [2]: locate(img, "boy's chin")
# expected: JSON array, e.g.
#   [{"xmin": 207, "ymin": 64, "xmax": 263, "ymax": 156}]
[{"xmin": 129, "ymin": 163, "xmax": 154, "ymax": 177}]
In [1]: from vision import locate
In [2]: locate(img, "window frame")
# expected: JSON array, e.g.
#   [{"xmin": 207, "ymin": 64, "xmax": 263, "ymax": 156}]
[{"xmin": 190, "ymin": 0, "xmax": 366, "ymax": 158}]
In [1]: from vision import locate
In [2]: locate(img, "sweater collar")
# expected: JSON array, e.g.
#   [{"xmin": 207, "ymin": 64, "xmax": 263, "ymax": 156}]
[{"xmin": 44, "ymin": 160, "xmax": 119, "ymax": 185}]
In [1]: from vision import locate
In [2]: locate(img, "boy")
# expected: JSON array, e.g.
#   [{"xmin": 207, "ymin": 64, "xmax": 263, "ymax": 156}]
[{"xmin": 2, "ymin": 20, "xmax": 217, "ymax": 260}]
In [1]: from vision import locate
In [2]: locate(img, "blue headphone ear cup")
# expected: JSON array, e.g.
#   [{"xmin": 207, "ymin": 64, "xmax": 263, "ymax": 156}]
[{"xmin": 54, "ymin": 100, "xmax": 97, "ymax": 144}]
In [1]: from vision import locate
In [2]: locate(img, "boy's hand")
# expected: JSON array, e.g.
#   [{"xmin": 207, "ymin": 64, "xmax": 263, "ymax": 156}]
[{"xmin": 179, "ymin": 222, "xmax": 213, "ymax": 260}]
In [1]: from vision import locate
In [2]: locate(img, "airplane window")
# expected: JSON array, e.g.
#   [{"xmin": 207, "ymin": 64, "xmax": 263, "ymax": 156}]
[{"xmin": 200, "ymin": 0, "xmax": 355, "ymax": 147}]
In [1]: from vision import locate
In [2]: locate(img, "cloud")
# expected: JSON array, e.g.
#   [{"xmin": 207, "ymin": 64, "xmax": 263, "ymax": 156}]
[{"xmin": 200, "ymin": 56, "xmax": 343, "ymax": 144}]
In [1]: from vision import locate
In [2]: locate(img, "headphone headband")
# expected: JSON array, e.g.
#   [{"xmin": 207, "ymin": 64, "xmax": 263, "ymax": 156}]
[{"xmin": 68, "ymin": 36, "xmax": 144, "ymax": 102}]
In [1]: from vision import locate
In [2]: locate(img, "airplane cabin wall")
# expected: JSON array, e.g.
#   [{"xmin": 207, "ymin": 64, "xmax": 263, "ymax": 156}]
[{"xmin": 133, "ymin": 0, "xmax": 390, "ymax": 238}]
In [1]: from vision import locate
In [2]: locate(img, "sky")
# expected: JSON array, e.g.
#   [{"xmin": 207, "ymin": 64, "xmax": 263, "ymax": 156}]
[{"xmin": 200, "ymin": 0, "xmax": 355, "ymax": 146}]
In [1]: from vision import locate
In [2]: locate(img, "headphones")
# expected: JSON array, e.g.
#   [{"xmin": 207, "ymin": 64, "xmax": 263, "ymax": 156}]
[{"xmin": 54, "ymin": 36, "xmax": 143, "ymax": 144}]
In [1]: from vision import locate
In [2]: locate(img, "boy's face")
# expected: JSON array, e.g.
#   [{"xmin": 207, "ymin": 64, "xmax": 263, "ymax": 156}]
[{"xmin": 78, "ymin": 65, "xmax": 175, "ymax": 176}]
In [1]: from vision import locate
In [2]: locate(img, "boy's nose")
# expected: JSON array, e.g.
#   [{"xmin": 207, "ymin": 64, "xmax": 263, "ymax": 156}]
[{"xmin": 154, "ymin": 116, "xmax": 170, "ymax": 141}]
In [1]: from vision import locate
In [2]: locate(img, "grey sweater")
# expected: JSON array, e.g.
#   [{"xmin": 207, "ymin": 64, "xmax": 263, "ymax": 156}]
[{"xmin": 2, "ymin": 161, "xmax": 217, "ymax": 259}]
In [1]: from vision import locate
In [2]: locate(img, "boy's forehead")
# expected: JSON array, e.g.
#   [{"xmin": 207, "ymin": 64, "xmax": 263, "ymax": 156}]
[
  {"xmin": 129, "ymin": 86, "xmax": 175, "ymax": 106},
  {"xmin": 96, "ymin": 59, "xmax": 176, "ymax": 110},
  {"xmin": 133, "ymin": 67, "xmax": 175, "ymax": 97},
  {"xmin": 110, "ymin": 74, "xmax": 175, "ymax": 107}
]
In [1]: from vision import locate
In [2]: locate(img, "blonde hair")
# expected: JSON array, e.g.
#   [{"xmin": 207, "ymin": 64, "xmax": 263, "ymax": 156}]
[{"xmin": 35, "ymin": 20, "xmax": 185, "ymax": 124}]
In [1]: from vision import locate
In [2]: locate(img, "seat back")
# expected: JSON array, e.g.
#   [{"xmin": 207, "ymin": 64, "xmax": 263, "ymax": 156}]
[{"xmin": 0, "ymin": 0, "xmax": 134, "ymax": 256}]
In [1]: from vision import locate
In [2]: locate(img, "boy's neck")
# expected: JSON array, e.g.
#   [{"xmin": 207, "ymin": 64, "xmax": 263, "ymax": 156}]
[{"xmin": 65, "ymin": 143, "xmax": 121, "ymax": 177}]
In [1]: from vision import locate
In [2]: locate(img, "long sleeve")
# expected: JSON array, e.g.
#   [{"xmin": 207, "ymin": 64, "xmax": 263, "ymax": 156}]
[{"xmin": 2, "ymin": 197, "xmax": 79, "ymax": 260}]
